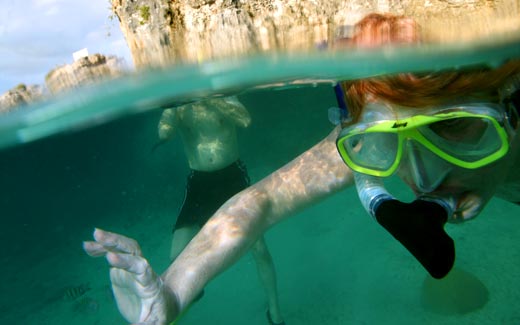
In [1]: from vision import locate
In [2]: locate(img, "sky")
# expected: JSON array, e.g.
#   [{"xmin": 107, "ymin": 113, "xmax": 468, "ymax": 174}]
[{"xmin": 0, "ymin": 0, "xmax": 133, "ymax": 94}]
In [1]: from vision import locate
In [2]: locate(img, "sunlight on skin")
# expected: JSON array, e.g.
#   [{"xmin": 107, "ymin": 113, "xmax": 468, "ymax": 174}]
[
  {"xmin": 158, "ymin": 127, "xmax": 356, "ymax": 316},
  {"xmin": 262, "ymin": 127, "xmax": 355, "ymax": 217},
  {"xmin": 164, "ymin": 100, "xmax": 248, "ymax": 171},
  {"xmin": 196, "ymin": 139, "xmax": 228, "ymax": 162}
]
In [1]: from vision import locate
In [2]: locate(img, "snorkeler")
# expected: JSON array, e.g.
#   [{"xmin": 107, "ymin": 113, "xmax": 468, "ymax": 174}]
[
  {"xmin": 84, "ymin": 13, "xmax": 520, "ymax": 324},
  {"xmin": 156, "ymin": 97, "xmax": 285, "ymax": 325}
]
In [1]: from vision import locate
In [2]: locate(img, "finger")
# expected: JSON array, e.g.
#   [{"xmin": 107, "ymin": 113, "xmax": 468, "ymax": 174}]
[
  {"xmin": 83, "ymin": 241, "xmax": 107, "ymax": 257},
  {"xmin": 93, "ymin": 228, "xmax": 142, "ymax": 256},
  {"xmin": 108, "ymin": 253, "xmax": 161, "ymax": 289},
  {"xmin": 106, "ymin": 251, "xmax": 149, "ymax": 275}
]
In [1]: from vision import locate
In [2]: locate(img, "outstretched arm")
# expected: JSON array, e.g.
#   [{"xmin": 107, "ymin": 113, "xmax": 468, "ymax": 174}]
[
  {"xmin": 161, "ymin": 126, "xmax": 354, "ymax": 310},
  {"xmin": 212, "ymin": 96, "xmax": 252, "ymax": 128},
  {"xmin": 84, "ymin": 127, "xmax": 353, "ymax": 323}
]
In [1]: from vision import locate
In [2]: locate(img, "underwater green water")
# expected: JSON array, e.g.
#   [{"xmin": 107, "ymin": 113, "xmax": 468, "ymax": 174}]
[{"xmin": 1, "ymin": 45, "xmax": 520, "ymax": 324}]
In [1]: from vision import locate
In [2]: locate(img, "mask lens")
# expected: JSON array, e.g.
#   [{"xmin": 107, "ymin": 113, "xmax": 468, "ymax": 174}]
[
  {"xmin": 419, "ymin": 116, "xmax": 503, "ymax": 162},
  {"xmin": 342, "ymin": 132, "xmax": 399, "ymax": 171}
]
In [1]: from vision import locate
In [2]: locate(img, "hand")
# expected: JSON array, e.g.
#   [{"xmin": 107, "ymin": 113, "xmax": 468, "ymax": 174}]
[
  {"xmin": 83, "ymin": 228, "xmax": 178, "ymax": 324},
  {"xmin": 150, "ymin": 138, "xmax": 169, "ymax": 154}
]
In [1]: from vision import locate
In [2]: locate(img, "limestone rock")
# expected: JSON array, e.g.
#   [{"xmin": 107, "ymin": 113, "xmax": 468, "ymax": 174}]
[
  {"xmin": 45, "ymin": 54, "xmax": 125, "ymax": 94},
  {"xmin": 111, "ymin": 0, "xmax": 352, "ymax": 67},
  {"xmin": 111, "ymin": 0, "xmax": 520, "ymax": 68},
  {"xmin": 0, "ymin": 84, "xmax": 44, "ymax": 114}
]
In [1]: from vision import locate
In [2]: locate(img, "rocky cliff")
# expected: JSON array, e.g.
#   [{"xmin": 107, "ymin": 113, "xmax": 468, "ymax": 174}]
[
  {"xmin": 111, "ymin": 0, "xmax": 520, "ymax": 68},
  {"xmin": 0, "ymin": 84, "xmax": 44, "ymax": 114},
  {"xmin": 0, "ymin": 54, "xmax": 125, "ymax": 113},
  {"xmin": 45, "ymin": 53, "xmax": 125, "ymax": 94}
]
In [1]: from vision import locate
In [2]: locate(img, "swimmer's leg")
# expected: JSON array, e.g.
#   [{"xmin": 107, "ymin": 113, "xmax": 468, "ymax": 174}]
[
  {"xmin": 251, "ymin": 237, "xmax": 285, "ymax": 325},
  {"xmin": 170, "ymin": 225, "xmax": 205, "ymax": 305},
  {"xmin": 170, "ymin": 225, "xmax": 200, "ymax": 261}
]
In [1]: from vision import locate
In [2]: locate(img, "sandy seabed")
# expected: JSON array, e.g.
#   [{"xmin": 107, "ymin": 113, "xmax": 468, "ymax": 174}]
[{"xmin": 4, "ymin": 178, "xmax": 520, "ymax": 325}]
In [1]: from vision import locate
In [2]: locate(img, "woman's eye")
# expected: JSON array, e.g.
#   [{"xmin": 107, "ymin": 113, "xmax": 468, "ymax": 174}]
[
  {"xmin": 435, "ymin": 118, "xmax": 470, "ymax": 129},
  {"xmin": 429, "ymin": 118, "xmax": 487, "ymax": 142}
]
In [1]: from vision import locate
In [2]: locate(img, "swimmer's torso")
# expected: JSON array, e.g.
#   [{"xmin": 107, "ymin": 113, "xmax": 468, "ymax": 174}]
[{"xmin": 177, "ymin": 100, "xmax": 243, "ymax": 172}]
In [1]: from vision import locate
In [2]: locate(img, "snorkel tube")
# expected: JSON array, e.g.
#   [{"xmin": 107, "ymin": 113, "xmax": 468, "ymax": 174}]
[
  {"xmin": 354, "ymin": 172, "xmax": 455, "ymax": 279},
  {"xmin": 333, "ymin": 81, "xmax": 455, "ymax": 278},
  {"xmin": 328, "ymin": 83, "xmax": 350, "ymax": 125}
]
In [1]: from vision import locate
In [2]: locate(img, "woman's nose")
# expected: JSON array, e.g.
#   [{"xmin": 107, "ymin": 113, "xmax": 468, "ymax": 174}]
[{"xmin": 402, "ymin": 140, "xmax": 452, "ymax": 193}]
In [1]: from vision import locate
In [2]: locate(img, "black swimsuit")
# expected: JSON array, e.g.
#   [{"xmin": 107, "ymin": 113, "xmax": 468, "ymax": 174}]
[{"xmin": 174, "ymin": 160, "xmax": 250, "ymax": 230}]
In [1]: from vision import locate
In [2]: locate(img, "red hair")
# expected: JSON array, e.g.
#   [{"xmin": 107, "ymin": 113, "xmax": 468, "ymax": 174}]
[{"xmin": 340, "ymin": 14, "xmax": 520, "ymax": 122}]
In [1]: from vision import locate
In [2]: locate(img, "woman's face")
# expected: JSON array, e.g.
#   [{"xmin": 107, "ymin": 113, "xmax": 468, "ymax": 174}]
[
  {"xmin": 395, "ymin": 114, "xmax": 516, "ymax": 222},
  {"xmin": 398, "ymin": 158, "xmax": 505, "ymax": 222},
  {"xmin": 344, "ymin": 97, "xmax": 519, "ymax": 221}
]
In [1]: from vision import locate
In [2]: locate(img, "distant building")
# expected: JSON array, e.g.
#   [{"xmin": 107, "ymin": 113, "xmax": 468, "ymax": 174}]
[{"xmin": 73, "ymin": 48, "xmax": 89, "ymax": 62}]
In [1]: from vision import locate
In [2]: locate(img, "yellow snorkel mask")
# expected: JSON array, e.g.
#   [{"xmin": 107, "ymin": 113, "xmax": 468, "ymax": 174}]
[{"xmin": 336, "ymin": 102, "xmax": 511, "ymax": 178}]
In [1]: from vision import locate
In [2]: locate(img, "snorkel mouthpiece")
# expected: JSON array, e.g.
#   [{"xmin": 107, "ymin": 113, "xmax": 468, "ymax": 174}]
[
  {"xmin": 354, "ymin": 173, "xmax": 455, "ymax": 279},
  {"xmin": 354, "ymin": 172, "xmax": 393, "ymax": 216}
]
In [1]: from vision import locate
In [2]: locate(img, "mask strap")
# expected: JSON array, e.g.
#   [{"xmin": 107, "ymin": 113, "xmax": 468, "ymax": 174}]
[
  {"xmin": 328, "ymin": 82, "xmax": 352, "ymax": 125},
  {"xmin": 334, "ymin": 82, "xmax": 349, "ymax": 120},
  {"xmin": 501, "ymin": 73, "xmax": 520, "ymax": 130},
  {"xmin": 507, "ymin": 88, "xmax": 519, "ymax": 128}
]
